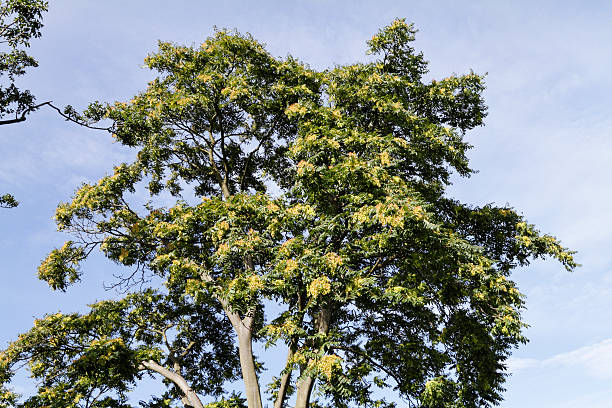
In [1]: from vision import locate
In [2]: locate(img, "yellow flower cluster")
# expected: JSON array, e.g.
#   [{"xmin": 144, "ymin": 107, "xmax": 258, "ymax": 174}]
[
  {"xmin": 308, "ymin": 276, "xmax": 331, "ymax": 298},
  {"xmin": 286, "ymin": 203, "xmax": 315, "ymax": 217},
  {"xmin": 315, "ymin": 354, "xmax": 342, "ymax": 380},
  {"xmin": 284, "ymin": 259, "xmax": 298, "ymax": 275},
  {"xmin": 324, "ymin": 252, "xmax": 343, "ymax": 270},
  {"xmin": 285, "ymin": 103, "xmax": 307, "ymax": 116},
  {"xmin": 216, "ymin": 243, "xmax": 230, "ymax": 256},
  {"xmin": 247, "ymin": 274, "xmax": 264, "ymax": 292},
  {"xmin": 296, "ymin": 160, "xmax": 315, "ymax": 176}
]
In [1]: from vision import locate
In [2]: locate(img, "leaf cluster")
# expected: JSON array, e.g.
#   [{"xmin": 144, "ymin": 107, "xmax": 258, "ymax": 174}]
[{"xmin": 0, "ymin": 0, "xmax": 47, "ymax": 122}]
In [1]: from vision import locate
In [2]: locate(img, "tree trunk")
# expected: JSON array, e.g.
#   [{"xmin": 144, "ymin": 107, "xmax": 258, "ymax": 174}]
[
  {"xmin": 238, "ymin": 325, "xmax": 264, "ymax": 408},
  {"xmin": 275, "ymin": 294, "xmax": 304, "ymax": 408},
  {"xmin": 294, "ymin": 307, "xmax": 331, "ymax": 408},
  {"xmin": 294, "ymin": 375, "xmax": 316, "ymax": 408},
  {"xmin": 274, "ymin": 344, "xmax": 296, "ymax": 408}
]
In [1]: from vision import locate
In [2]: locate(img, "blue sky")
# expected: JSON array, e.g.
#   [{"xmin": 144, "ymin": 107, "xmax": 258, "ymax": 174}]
[{"xmin": 2, "ymin": 1, "xmax": 612, "ymax": 406}]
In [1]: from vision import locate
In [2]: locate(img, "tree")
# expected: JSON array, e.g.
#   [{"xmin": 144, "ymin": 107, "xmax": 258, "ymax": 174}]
[
  {"xmin": 0, "ymin": 0, "xmax": 48, "ymax": 125},
  {"xmin": 0, "ymin": 20, "xmax": 576, "ymax": 408}
]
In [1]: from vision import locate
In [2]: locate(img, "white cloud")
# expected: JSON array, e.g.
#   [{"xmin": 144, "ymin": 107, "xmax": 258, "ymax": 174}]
[
  {"xmin": 506, "ymin": 357, "xmax": 540, "ymax": 373},
  {"xmin": 544, "ymin": 339, "xmax": 612, "ymax": 379},
  {"xmin": 509, "ymin": 338, "xmax": 612, "ymax": 379}
]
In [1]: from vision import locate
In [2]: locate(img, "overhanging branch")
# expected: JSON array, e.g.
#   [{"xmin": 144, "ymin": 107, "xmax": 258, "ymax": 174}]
[{"xmin": 0, "ymin": 101, "xmax": 52, "ymax": 125}]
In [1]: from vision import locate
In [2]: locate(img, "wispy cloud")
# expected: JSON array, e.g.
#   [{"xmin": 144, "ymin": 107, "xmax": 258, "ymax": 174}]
[{"xmin": 509, "ymin": 338, "xmax": 612, "ymax": 379}]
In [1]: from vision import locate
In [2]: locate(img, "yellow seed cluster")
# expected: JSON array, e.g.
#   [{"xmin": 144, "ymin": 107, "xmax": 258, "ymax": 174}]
[
  {"xmin": 375, "ymin": 202, "xmax": 404, "ymax": 227},
  {"xmin": 412, "ymin": 205, "xmax": 425, "ymax": 219},
  {"xmin": 278, "ymin": 238, "xmax": 295, "ymax": 257},
  {"xmin": 119, "ymin": 248, "xmax": 130, "ymax": 262},
  {"xmin": 247, "ymin": 274, "xmax": 264, "ymax": 292},
  {"xmin": 462, "ymin": 263, "xmax": 485, "ymax": 277},
  {"xmin": 351, "ymin": 205, "xmax": 372, "ymax": 225},
  {"xmin": 266, "ymin": 202, "xmax": 280, "ymax": 212},
  {"xmin": 308, "ymin": 276, "xmax": 331, "ymax": 298},
  {"xmin": 317, "ymin": 354, "xmax": 342, "ymax": 380},
  {"xmin": 296, "ymin": 160, "xmax": 315, "ymax": 176},
  {"xmin": 379, "ymin": 151, "xmax": 391, "ymax": 166},
  {"xmin": 284, "ymin": 259, "xmax": 298, "ymax": 274},
  {"xmin": 324, "ymin": 252, "xmax": 343, "ymax": 270},
  {"xmin": 290, "ymin": 352, "xmax": 307, "ymax": 365},
  {"xmin": 285, "ymin": 103, "xmax": 307, "ymax": 116},
  {"xmin": 266, "ymin": 319, "xmax": 299, "ymax": 337},
  {"xmin": 287, "ymin": 203, "xmax": 315, "ymax": 217},
  {"xmin": 216, "ymin": 243, "xmax": 230, "ymax": 256}
]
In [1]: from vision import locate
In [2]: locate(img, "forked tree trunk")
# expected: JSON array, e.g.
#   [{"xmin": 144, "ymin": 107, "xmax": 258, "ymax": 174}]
[{"xmin": 214, "ymin": 182, "xmax": 263, "ymax": 408}]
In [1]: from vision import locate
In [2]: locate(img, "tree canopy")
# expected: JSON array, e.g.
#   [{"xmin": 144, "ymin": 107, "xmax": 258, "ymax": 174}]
[
  {"xmin": 0, "ymin": 19, "xmax": 576, "ymax": 408},
  {"xmin": 0, "ymin": 0, "xmax": 48, "ymax": 125}
]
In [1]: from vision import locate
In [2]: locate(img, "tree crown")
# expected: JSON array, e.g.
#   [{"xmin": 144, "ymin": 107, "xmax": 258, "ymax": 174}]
[{"xmin": 1, "ymin": 19, "xmax": 576, "ymax": 408}]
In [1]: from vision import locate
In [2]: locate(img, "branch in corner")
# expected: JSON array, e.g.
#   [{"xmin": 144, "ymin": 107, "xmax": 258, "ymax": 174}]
[{"xmin": 0, "ymin": 101, "xmax": 112, "ymax": 132}]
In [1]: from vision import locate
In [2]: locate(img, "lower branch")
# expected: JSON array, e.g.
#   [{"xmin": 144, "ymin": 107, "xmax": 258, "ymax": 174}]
[
  {"xmin": 0, "ymin": 101, "xmax": 52, "ymax": 125},
  {"xmin": 140, "ymin": 360, "xmax": 204, "ymax": 408}
]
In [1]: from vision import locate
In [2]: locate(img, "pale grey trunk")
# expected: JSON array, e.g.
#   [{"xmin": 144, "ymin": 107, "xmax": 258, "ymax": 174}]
[
  {"xmin": 275, "ymin": 294, "xmax": 304, "ymax": 408},
  {"xmin": 274, "ymin": 345, "xmax": 296, "ymax": 408},
  {"xmin": 140, "ymin": 360, "xmax": 204, "ymax": 408},
  {"xmin": 203, "ymin": 270, "xmax": 264, "ymax": 408},
  {"xmin": 294, "ymin": 375, "xmax": 316, "ymax": 408},
  {"xmin": 238, "ymin": 324, "xmax": 264, "ymax": 408},
  {"xmin": 294, "ymin": 307, "xmax": 331, "ymax": 408}
]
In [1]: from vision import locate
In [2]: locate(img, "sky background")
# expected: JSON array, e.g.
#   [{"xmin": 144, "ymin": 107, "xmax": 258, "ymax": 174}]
[{"xmin": 1, "ymin": 1, "xmax": 612, "ymax": 406}]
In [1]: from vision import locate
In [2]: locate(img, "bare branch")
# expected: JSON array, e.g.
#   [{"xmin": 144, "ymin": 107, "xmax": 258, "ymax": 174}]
[{"xmin": 0, "ymin": 101, "xmax": 51, "ymax": 125}]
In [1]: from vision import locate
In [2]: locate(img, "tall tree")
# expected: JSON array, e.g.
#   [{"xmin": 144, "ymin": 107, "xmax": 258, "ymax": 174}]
[
  {"xmin": 0, "ymin": 0, "xmax": 48, "ymax": 125},
  {"xmin": 0, "ymin": 20, "xmax": 576, "ymax": 408}
]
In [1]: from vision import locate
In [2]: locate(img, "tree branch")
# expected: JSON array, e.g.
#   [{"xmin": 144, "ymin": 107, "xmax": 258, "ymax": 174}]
[
  {"xmin": 0, "ymin": 100, "xmax": 51, "ymax": 125},
  {"xmin": 140, "ymin": 360, "xmax": 204, "ymax": 408},
  {"xmin": 333, "ymin": 345, "xmax": 404, "ymax": 388},
  {"xmin": 46, "ymin": 102, "xmax": 112, "ymax": 131}
]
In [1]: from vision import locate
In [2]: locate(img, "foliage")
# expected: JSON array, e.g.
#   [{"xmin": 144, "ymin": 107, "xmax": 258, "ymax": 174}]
[
  {"xmin": 0, "ymin": 194, "xmax": 18, "ymax": 208},
  {"xmin": 0, "ymin": 0, "xmax": 48, "ymax": 125},
  {"xmin": 0, "ymin": 20, "xmax": 576, "ymax": 408}
]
